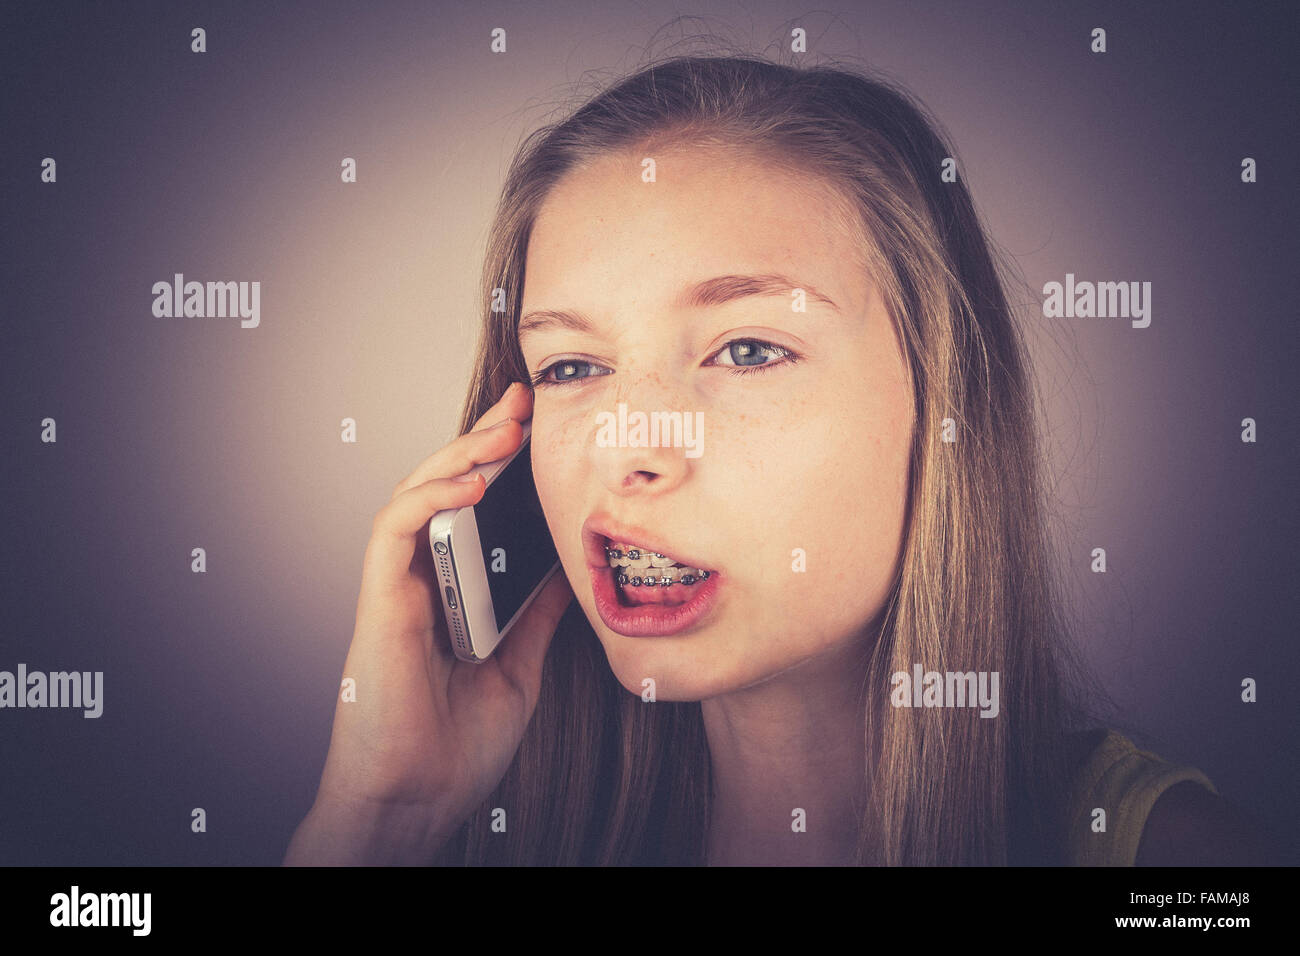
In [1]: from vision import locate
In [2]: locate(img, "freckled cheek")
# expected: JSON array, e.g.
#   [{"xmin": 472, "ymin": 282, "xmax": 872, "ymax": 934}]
[
  {"xmin": 529, "ymin": 407, "xmax": 592, "ymax": 514},
  {"xmin": 816, "ymin": 452, "xmax": 908, "ymax": 602},
  {"xmin": 763, "ymin": 480, "xmax": 901, "ymax": 637},
  {"xmin": 701, "ymin": 429, "xmax": 810, "ymax": 591},
  {"xmin": 732, "ymin": 427, "xmax": 904, "ymax": 597}
]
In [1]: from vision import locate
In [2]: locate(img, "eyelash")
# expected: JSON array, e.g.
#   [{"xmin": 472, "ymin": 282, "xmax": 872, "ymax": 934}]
[{"xmin": 530, "ymin": 339, "xmax": 801, "ymax": 389}]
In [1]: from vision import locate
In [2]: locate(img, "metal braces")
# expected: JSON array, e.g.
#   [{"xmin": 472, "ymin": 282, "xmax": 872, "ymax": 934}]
[
  {"xmin": 614, "ymin": 571, "xmax": 709, "ymax": 587},
  {"xmin": 605, "ymin": 547, "xmax": 711, "ymax": 587}
]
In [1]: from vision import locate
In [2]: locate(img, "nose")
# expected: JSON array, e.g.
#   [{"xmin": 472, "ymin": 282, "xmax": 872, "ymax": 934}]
[
  {"xmin": 589, "ymin": 380, "xmax": 696, "ymax": 496},
  {"xmin": 597, "ymin": 441, "xmax": 689, "ymax": 494}
]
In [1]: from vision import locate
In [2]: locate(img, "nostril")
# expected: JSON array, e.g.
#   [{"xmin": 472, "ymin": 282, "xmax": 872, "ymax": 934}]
[{"xmin": 620, "ymin": 470, "xmax": 660, "ymax": 488}]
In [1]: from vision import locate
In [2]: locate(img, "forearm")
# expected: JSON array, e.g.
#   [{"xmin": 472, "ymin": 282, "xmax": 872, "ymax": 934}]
[{"xmin": 283, "ymin": 799, "xmax": 450, "ymax": 866}]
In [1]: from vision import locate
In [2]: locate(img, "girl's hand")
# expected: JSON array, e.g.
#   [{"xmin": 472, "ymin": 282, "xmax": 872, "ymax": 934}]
[{"xmin": 284, "ymin": 382, "xmax": 573, "ymax": 864}]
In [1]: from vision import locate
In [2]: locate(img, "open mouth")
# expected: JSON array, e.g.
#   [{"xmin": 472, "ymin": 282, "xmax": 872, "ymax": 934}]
[
  {"xmin": 603, "ymin": 540, "xmax": 714, "ymax": 607},
  {"xmin": 583, "ymin": 520, "xmax": 725, "ymax": 636}
]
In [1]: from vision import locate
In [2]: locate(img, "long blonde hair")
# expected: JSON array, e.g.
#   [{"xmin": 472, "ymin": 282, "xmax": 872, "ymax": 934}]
[{"xmin": 435, "ymin": 53, "xmax": 1100, "ymax": 865}]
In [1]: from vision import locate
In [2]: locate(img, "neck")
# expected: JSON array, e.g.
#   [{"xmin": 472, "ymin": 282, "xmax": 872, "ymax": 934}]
[{"xmin": 702, "ymin": 637, "xmax": 870, "ymax": 866}]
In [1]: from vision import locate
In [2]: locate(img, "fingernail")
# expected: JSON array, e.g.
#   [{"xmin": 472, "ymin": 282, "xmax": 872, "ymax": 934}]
[
  {"xmin": 451, "ymin": 471, "xmax": 480, "ymax": 483},
  {"xmin": 488, "ymin": 416, "xmax": 514, "ymax": 429}
]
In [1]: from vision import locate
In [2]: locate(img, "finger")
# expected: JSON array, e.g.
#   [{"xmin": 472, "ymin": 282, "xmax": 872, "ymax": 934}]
[
  {"xmin": 468, "ymin": 381, "xmax": 534, "ymax": 432},
  {"xmin": 365, "ymin": 475, "xmax": 486, "ymax": 585},
  {"xmin": 389, "ymin": 384, "xmax": 534, "ymax": 500},
  {"xmin": 492, "ymin": 565, "xmax": 574, "ymax": 707},
  {"xmin": 391, "ymin": 417, "xmax": 522, "ymax": 501}
]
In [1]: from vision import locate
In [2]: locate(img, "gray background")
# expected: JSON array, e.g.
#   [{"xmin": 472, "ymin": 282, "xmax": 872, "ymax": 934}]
[{"xmin": 1, "ymin": 0, "xmax": 1295, "ymax": 864}]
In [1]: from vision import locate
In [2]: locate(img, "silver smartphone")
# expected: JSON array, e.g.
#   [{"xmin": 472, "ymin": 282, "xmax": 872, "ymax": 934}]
[{"xmin": 428, "ymin": 419, "xmax": 562, "ymax": 662}]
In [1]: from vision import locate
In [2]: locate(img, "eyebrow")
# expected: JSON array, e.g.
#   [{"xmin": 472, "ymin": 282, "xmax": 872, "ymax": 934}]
[{"xmin": 517, "ymin": 273, "xmax": 839, "ymax": 340}]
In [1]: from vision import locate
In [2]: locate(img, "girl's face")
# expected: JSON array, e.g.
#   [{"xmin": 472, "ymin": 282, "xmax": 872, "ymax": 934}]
[{"xmin": 519, "ymin": 146, "xmax": 914, "ymax": 700}]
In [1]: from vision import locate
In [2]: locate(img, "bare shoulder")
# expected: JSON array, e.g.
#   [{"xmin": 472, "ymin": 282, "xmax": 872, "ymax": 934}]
[{"xmin": 1136, "ymin": 781, "xmax": 1280, "ymax": 866}]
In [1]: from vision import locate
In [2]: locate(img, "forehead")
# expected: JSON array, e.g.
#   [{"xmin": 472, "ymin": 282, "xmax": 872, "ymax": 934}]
[{"xmin": 523, "ymin": 147, "xmax": 871, "ymax": 313}]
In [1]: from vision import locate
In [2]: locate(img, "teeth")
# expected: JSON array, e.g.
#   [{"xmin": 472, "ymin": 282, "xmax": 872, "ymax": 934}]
[{"xmin": 607, "ymin": 544, "xmax": 712, "ymax": 587}]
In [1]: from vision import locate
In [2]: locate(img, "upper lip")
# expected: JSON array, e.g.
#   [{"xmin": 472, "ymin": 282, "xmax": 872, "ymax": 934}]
[{"xmin": 582, "ymin": 513, "xmax": 718, "ymax": 573}]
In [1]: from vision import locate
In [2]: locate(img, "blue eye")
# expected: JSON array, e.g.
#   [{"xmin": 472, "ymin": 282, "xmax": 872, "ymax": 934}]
[
  {"xmin": 530, "ymin": 359, "xmax": 611, "ymax": 388},
  {"xmin": 712, "ymin": 339, "xmax": 794, "ymax": 372},
  {"xmin": 531, "ymin": 338, "xmax": 801, "ymax": 389}
]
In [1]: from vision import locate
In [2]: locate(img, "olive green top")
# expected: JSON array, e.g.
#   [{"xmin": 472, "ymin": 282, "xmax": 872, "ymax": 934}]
[{"xmin": 1067, "ymin": 730, "xmax": 1217, "ymax": 866}]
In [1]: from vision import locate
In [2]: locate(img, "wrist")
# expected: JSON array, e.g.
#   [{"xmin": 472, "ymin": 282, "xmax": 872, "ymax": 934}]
[{"xmin": 284, "ymin": 795, "xmax": 450, "ymax": 866}]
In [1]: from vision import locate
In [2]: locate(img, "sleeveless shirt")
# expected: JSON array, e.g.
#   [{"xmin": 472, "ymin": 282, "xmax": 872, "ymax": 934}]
[{"xmin": 1066, "ymin": 729, "xmax": 1217, "ymax": 866}]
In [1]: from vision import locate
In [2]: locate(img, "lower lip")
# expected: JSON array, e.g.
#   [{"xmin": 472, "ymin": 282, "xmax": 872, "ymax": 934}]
[{"xmin": 589, "ymin": 564, "xmax": 722, "ymax": 637}]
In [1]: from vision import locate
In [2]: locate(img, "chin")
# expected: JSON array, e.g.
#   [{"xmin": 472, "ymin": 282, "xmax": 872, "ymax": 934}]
[{"xmin": 598, "ymin": 637, "xmax": 769, "ymax": 702}]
